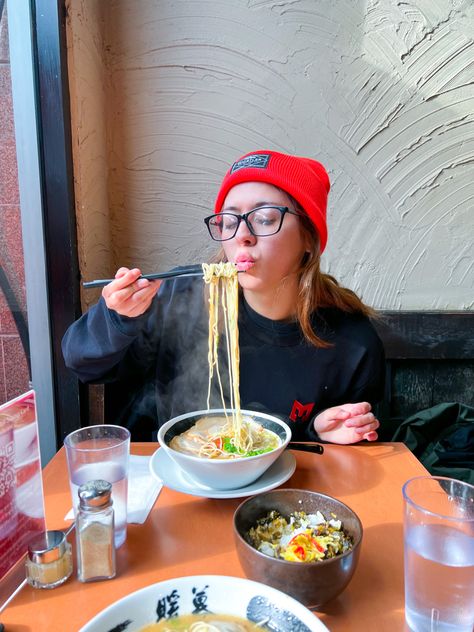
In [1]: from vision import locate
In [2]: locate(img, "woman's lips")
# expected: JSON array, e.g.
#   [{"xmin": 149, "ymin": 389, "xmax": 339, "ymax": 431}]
[{"xmin": 235, "ymin": 259, "xmax": 255, "ymax": 272}]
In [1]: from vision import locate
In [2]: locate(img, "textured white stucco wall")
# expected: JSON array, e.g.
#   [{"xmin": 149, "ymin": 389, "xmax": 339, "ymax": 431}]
[
  {"xmin": 67, "ymin": 0, "xmax": 112, "ymax": 299},
  {"xmin": 68, "ymin": 0, "xmax": 474, "ymax": 310}
]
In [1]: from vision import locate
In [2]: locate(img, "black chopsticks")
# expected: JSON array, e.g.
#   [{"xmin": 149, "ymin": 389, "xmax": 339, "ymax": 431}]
[
  {"xmin": 287, "ymin": 442, "xmax": 324, "ymax": 455},
  {"xmin": 82, "ymin": 265, "xmax": 203, "ymax": 289}
]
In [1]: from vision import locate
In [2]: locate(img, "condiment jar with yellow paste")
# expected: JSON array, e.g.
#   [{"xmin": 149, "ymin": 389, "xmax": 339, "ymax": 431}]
[{"xmin": 26, "ymin": 530, "xmax": 73, "ymax": 589}]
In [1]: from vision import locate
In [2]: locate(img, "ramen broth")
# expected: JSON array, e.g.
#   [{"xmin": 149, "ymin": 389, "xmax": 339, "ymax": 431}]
[
  {"xmin": 169, "ymin": 415, "xmax": 280, "ymax": 459},
  {"xmin": 141, "ymin": 613, "xmax": 263, "ymax": 630}
]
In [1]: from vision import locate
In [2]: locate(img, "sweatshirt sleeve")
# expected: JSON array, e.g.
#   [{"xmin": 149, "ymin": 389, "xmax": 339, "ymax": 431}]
[
  {"xmin": 303, "ymin": 317, "xmax": 386, "ymax": 442},
  {"xmin": 61, "ymin": 297, "xmax": 158, "ymax": 383}
]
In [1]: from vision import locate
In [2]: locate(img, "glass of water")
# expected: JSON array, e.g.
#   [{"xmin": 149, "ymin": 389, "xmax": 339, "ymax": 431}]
[
  {"xmin": 64, "ymin": 425, "xmax": 130, "ymax": 548},
  {"xmin": 402, "ymin": 476, "xmax": 474, "ymax": 632}
]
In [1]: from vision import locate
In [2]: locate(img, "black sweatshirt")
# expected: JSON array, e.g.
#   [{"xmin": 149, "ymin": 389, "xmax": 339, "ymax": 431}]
[{"xmin": 62, "ymin": 275, "xmax": 385, "ymax": 441}]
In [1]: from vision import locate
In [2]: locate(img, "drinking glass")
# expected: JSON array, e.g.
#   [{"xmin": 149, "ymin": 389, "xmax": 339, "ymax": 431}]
[
  {"xmin": 402, "ymin": 476, "xmax": 474, "ymax": 632},
  {"xmin": 64, "ymin": 425, "xmax": 130, "ymax": 548}
]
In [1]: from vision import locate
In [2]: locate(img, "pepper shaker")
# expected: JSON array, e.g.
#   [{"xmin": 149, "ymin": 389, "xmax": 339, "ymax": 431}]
[{"xmin": 76, "ymin": 479, "xmax": 116, "ymax": 582}]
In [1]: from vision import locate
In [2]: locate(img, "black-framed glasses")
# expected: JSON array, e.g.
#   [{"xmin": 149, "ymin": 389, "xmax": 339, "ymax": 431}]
[{"xmin": 204, "ymin": 206, "xmax": 301, "ymax": 241}]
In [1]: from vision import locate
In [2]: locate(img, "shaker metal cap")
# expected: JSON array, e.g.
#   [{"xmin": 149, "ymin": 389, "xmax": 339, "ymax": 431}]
[
  {"xmin": 78, "ymin": 479, "xmax": 113, "ymax": 509},
  {"xmin": 27, "ymin": 530, "xmax": 68, "ymax": 564}
]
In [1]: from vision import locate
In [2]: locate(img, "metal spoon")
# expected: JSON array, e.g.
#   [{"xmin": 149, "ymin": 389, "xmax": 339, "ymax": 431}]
[{"xmin": 247, "ymin": 595, "xmax": 314, "ymax": 632}]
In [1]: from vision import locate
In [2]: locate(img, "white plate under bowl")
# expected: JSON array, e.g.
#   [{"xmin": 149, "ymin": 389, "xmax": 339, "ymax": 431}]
[
  {"xmin": 79, "ymin": 574, "xmax": 328, "ymax": 632},
  {"xmin": 150, "ymin": 448, "xmax": 296, "ymax": 499}
]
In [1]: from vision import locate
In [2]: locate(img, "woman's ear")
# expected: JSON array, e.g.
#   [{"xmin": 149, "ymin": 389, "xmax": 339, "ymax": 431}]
[{"xmin": 304, "ymin": 232, "xmax": 315, "ymax": 254}]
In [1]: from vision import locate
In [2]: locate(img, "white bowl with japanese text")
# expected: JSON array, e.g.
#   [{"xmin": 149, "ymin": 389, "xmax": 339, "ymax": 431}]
[{"xmin": 79, "ymin": 574, "xmax": 328, "ymax": 631}]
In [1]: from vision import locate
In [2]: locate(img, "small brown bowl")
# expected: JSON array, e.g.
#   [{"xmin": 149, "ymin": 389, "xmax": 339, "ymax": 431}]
[{"xmin": 233, "ymin": 488, "xmax": 363, "ymax": 609}]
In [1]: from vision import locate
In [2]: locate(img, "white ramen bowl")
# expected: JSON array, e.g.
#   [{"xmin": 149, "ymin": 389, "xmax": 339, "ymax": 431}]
[
  {"xmin": 79, "ymin": 574, "xmax": 328, "ymax": 632},
  {"xmin": 157, "ymin": 409, "xmax": 291, "ymax": 490}
]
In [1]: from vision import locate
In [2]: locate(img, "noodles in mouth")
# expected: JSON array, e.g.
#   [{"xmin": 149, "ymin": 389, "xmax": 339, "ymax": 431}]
[{"xmin": 169, "ymin": 262, "xmax": 280, "ymax": 460}]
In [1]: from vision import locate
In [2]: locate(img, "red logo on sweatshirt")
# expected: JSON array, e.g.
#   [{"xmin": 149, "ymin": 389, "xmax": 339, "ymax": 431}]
[{"xmin": 289, "ymin": 401, "xmax": 314, "ymax": 423}]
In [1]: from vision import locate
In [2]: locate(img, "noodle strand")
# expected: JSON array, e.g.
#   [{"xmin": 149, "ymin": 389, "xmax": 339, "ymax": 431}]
[{"xmin": 202, "ymin": 262, "xmax": 248, "ymax": 452}]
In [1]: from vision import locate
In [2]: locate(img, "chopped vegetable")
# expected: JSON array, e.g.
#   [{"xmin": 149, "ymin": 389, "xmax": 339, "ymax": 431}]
[
  {"xmin": 222, "ymin": 436, "xmax": 272, "ymax": 457},
  {"xmin": 246, "ymin": 510, "xmax": 353, "ymax": 563},
  {"xmin": 212, "ymin": 437, "xmax": 223, "ymax": 450}
]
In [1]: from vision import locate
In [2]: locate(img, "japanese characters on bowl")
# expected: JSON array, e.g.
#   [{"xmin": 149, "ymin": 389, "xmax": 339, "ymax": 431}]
[{"xmin": 79, "ymin": 574, "xmax": 328, "ymax": 631}]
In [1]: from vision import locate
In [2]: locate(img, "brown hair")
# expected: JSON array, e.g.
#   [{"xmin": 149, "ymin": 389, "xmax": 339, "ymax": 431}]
[{"xmin": 296, "ymin": 212, "xmax": 376, "ymax": 347}]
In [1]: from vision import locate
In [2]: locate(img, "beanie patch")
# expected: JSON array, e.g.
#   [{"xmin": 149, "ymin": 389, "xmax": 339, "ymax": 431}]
[{"xmin": 230, "ymin": 153, "xmax": 270, "ymax": 173}]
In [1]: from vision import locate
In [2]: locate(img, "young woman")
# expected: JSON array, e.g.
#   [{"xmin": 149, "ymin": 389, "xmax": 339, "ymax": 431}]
[{"xmin": 62, "ymin": 150, "xmax": 385, "ymax": 443}]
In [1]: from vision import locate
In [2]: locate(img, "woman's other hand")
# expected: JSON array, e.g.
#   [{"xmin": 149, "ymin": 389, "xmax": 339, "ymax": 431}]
[
  {"xmin": 102, "ymin": 267, "xmax": 161, "ymax": 317},
  {"xmin": 313, "ymin": 402, "xmax": 380, "ymax": 444}
]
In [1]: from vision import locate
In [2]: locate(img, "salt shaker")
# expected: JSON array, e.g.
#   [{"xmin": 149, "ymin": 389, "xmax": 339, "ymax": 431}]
[{"xmin": 76, "ymin": 479, "xmax": 116, "ymax": 582}]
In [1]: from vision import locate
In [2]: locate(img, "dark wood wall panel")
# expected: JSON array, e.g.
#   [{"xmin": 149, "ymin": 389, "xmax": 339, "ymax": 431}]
[
  {"xmin": 374, "ymin": 312, "xmax": 473, "ymax": 360},
  {"xmin": 373, "ymin": 312, "xmax": 473, "ymax": 441},
  {"xmin": 390, "ymin": 362, "xmax": 434, "ymax": 419},
  {"xmin": 390, "ymin": 360, "xmax": 474, "ymax": 418}
]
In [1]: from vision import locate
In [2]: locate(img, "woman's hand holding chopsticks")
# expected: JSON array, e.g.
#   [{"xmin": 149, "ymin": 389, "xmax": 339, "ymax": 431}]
[{"xmin": 102, "ymin": 267, "xmax": 161, "ymax": 317}]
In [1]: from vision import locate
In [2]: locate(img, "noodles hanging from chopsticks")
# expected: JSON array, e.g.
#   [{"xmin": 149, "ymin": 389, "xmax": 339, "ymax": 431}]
[{"xmin": 202, "ymin": 262, "xmax": 250, "ymax": 453}]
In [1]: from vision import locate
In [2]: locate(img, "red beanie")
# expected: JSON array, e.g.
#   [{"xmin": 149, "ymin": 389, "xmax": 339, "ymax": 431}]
[{"xmin": 214, "ymin": 150, "xmax": 330, "ymax": 252}]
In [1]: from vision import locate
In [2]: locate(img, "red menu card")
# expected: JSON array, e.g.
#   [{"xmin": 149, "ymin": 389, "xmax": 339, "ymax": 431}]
[{"xmin": 0, "ymin": 390, "xmax": 46, "ymax": 582}]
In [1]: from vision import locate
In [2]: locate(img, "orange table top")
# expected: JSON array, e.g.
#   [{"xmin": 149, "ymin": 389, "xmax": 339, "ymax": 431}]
[{"xmin": 1, "ymin": 442, "xmax": 427, "ymax": 631}]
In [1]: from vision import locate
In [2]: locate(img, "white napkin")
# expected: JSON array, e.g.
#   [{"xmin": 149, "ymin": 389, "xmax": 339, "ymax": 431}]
[
  {"xmin": 64, "ymin": 454, "xmax": 162, "ymax": 524},
  {"xmin": 127, "ymin": 454, "xmax": 162, "ymax": 523}
]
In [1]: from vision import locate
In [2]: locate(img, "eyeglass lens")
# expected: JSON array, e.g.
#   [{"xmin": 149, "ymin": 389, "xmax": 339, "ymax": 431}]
[{"xmin": 208, "ymin": 207, "xmax": 286, "ymax": 240}]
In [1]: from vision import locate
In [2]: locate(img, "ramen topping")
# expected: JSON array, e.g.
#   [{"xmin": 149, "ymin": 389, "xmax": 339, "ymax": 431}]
[{"xmin": 169, "ymin": 416, "xmax": 280, "ymax": 459}]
